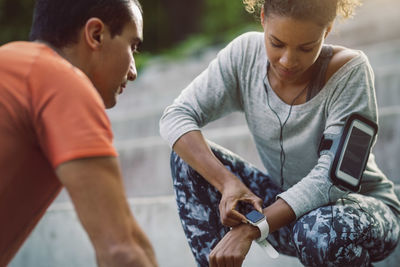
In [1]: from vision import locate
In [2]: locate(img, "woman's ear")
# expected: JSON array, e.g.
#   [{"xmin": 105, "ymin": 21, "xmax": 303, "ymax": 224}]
[
  {"xmin": 324, "ymin": 21, "xmax": 334, "ymax": 39},
  {"xmin": 84, "ymin": 18, "xmax": 105, "ymax": 50},
  {"xmin": 260, "ymin": 8, "xmax": 265, "ymax": 27}
]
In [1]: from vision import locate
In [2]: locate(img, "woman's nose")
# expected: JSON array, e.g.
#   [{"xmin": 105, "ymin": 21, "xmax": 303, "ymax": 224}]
[{"xmin": 279, "ymin": 49, "xmax": 298, "ymax": 69}]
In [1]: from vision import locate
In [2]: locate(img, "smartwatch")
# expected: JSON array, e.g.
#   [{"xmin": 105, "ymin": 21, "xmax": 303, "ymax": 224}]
[{"xmin": 245, "ymin": 210, "xmax": 279, "ymax": 259}]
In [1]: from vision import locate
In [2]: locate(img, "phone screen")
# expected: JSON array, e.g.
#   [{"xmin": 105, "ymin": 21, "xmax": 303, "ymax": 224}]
[{"xmin": 339, "ymin": 127, "xmax": 371, "ymax": 179}]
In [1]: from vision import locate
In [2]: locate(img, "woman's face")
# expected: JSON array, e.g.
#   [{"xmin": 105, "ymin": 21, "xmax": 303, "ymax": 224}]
[{"xmin": 262, "ymin": 12, "xmax": 332, "ymax": 84}]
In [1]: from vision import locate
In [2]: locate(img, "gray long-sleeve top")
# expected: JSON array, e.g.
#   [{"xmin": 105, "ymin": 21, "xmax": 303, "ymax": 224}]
[{"xmin": 159, "ymin": 32, "xmax": 400, "ymax": 218}]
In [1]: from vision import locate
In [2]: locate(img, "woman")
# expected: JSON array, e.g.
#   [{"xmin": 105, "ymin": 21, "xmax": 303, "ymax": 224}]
[{"xmin": 159, "ymin": 0, "xmax": 400, "ymax": 266}]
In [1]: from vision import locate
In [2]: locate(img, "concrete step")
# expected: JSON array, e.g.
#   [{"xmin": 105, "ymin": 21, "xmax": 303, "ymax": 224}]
[
  {"xmin": 54, "ymin": 108, "xmax": 400, "ymax": 204},
  {"xmin": 375, "ymin": 67, "xmax": 400, "ymax": 108},
  {"xmin": 109, "ymin": 109, "xmax": 247, "ymax": 141},
  {"xmin": 106, "ymin": 0, "xmax": 400, "ymax": 141},
  {"xmin": 9, "ymin": 0, "xmax": 400, "ymax": 265},
  {"xmin": 326, "ymin": 0, "xmax": 400, "ymax": 48},
  {"xmin": 362, "ymin": 39, "xmax": 400, "ymax": 69},
  {"xmin": 107, "ymin": 62, "xmax": 400, "ymax": 142},
  {"xmin": 10, "ymin": 188, "xmax": 400, "ymax": 267},
  {"xmin": 118, "ymin": 110, "xmax": 400, "ymax": 196},
  {"xmin": 9, "ymin": 196, "xmax": 303, "ymax": 267}
]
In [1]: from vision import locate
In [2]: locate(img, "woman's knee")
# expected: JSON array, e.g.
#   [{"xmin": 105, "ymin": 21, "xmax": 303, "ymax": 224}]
[
  {"xmin": 293, "ymin": 207, "xmax": 371, "ymax": 267},
  {"xmin": 169, "ymin": 150, "xmax": 181, "ymax": 180},
  {"xmin": 169, "ymin": 150, "xmax": 215, "ymax": 195},
  {"xmin": 170, "ymin": 150, "xmax": 194, "ymax": 183}
]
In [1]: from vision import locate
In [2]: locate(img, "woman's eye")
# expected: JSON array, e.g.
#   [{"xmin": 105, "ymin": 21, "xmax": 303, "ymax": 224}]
[
  {"xmin": 300, "ymin": 47, "xmax": 314, "ymax": 53},
  {"xmin": 271, "ymin": 42, "xmax": 283, "ymax": 48}
]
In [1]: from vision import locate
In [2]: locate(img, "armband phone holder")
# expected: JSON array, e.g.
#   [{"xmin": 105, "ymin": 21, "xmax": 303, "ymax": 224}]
[{"xmin": 318, "ymin": 113, "xmax": 378, "ymax": 192}]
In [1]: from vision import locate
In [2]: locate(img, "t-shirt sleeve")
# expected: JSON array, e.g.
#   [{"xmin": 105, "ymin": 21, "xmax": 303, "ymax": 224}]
[
  {"xmin": 159, "ymin": 35, "xmax": 247, "ymax": 147},
  {"xmin": 29, "ymin": 54, "xmax": 117, "ymax": 168},
  {"xmin": 277, "ymin": 53, "xmax": 378, "ymax": 218}
]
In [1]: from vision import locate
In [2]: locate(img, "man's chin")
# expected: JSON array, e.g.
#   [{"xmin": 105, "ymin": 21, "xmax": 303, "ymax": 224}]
[{"xmin": 104, "ymin": 98, "xmax": 117, "ymax": 109}]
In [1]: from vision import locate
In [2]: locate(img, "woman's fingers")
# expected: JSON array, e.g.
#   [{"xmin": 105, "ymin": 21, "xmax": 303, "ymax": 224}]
[{"xmin": 220, "ymin": 198, "xmax": 248, "ymax": 226}]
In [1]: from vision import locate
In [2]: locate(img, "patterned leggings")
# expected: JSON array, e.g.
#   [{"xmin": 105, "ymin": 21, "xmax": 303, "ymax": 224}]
[{"xmin": 170, "ymin": 143, "xmax": 400, "ymax": 267}]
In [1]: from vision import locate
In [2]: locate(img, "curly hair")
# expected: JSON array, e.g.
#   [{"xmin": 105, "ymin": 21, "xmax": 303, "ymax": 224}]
[{"xmin": 243, "ymin": 0, "xmax": 362, "ymax": 25}]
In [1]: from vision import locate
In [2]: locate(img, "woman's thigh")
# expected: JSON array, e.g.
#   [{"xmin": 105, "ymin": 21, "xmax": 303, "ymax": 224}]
[{"xmin": 293, "ymin": 194, "xmax": 400, "ymax": 267}]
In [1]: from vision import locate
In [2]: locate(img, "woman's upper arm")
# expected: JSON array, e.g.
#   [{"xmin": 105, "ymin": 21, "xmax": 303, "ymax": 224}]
[
  {"xmin": 325, "ymin": 49, "xmax": 377, "ymax": 134},
  {"xmin": 159, "ymin": 38, "xmax": 245, "ymax": 147}
]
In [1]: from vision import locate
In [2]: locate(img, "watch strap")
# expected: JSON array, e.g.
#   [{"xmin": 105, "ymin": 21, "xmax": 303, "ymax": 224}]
[{"xmin": 255, "ymin": 218, "xmax": 269, "ymax": 242}]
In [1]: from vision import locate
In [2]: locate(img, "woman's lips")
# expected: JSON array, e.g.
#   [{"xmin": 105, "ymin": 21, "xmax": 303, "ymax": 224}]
[{"xmin": 277, "ymin": 67, "xmax": 297, "ymax": 78}]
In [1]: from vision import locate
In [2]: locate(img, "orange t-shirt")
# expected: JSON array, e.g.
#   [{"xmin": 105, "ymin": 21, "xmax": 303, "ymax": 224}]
[{"xmin": 0, "ymin": 42, "xmax": 118, "ymax": 266}]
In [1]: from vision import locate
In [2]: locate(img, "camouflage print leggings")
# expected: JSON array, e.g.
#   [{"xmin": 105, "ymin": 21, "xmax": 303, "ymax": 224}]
[{"xmin": 170, "ymin": 143, "xmax": 400, "ymax": 267}]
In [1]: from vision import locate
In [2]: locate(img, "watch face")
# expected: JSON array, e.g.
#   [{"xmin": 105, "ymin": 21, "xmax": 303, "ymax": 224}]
[{"xmin": 245, "ymin": 210, "xmax": 265, "ymax": 223}]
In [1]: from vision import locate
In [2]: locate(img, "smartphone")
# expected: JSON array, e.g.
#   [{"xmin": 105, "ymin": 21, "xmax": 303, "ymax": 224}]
[{"xmin": 330, "ymin": 113, "xmax": 378, "ymax": 191}]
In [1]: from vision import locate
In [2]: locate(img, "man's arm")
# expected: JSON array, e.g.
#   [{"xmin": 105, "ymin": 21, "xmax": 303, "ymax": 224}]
[{"xmin": 56, "ymin": 156, "xmax": 157, "ymax": 267}]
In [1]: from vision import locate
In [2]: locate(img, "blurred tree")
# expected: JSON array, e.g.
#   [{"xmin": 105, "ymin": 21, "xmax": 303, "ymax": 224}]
[
  {"xmin": 0, "ymin": 0, "xmax": 35, "ymax": 45},
  {"xmin": 0, "ymin": 0, "xmax": 257, "ymax": 54},
  {"xmin": 140, "ymin": 0, "xmax": 204, "ymax": 53},
  {"xmin": 140, "ymin": 0, "xmax": 256, "ymax": 53},
  {"xmin": 202, "ymin": 0, "xmax": 257, "ymax": 43},
  {"xmin": 160, "ymin": 0, "xmax": 203, "ymax": 44}
]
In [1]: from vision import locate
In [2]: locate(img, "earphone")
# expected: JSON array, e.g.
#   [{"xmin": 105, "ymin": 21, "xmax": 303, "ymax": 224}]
[
  {"xmin": 264, "ymin": 73, "xmax": 308, "ymax": 188},
  {"xmin": 264, "ymin": 73, "xmax": 376, "ymax": 237}
]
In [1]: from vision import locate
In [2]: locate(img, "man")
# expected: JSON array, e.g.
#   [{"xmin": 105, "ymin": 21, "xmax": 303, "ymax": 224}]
[{"xmin": 0, "ymin": 0, "xmax": 157, "ymax": 266}]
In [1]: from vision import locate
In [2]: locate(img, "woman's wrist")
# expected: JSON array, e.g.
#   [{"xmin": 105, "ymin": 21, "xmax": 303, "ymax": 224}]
[
  {"xmin": 232, "ymin": 222, "xmax": 261, "ymax": 241},
  {"xmin": 219, "ymin": 173, "xmax": 244, "ymax": 194},
  {"xmin": 262, "ymin": 198, "xmax": 296, "ymax": 233}
]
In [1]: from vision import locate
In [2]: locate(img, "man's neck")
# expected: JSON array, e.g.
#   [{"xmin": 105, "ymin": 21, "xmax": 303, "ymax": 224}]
[{"xmin": 37, "ymin": 40, "xmax": 91, "ymax": 78}]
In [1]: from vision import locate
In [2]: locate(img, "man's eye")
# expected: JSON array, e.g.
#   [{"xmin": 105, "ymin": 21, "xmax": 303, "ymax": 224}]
[{"xmin": 131, "ymin": 46, "xmax": 140, "ymax": 55}]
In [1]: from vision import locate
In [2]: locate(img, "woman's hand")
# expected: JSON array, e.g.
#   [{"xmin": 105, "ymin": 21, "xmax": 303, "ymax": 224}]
[
  {"xmin": 219, "ymin": 178, "xmax": 263, "ymax": 227},
  {"xmin": 209, "ymin": 223, "xmax": 259, "ymax": 267}
]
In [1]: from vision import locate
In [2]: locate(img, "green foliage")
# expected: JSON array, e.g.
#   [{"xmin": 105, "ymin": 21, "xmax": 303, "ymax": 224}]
[
  {"xmin": 0, "ymin": 0, "xmax": 260, "ymax": 64},
  {"xmin": 136, "ymin": 0, "xmax": 259, "ymax": 67},
  {"xmin": 139, "ymin": 0, "xmax": 259, "ymax": 53},
  {"xmin": 0, "ymin": 0, "xmax": 35, "ymax": 45},
  {"xmin": 202, "ymin": 0, "xmax": 257, "ymax": 43}
]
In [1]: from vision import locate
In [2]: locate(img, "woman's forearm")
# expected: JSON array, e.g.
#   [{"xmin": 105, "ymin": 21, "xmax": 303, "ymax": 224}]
[{"xmin": 172, "ymin": 130, "xmax": 241, "ymax": 193}]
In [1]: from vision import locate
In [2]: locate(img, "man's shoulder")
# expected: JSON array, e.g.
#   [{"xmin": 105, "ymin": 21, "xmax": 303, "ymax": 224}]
[
  {"xmin": 0, "ymin": 41, "xmax": 89, "ymax": 84},
  {"xmin": 27, "ymin": 43, "xmax": 96, "ymax": 99},
  {"xmin": 0, "ymin": 42, "xmax": 43, "ymax": 75},
  {"xmin": 31, "ymin": 44, "xmax": 90, "ymax": 84},
  {"xmin": 0, "ymin": 41, "xmax": 57, "ymax": 66}
]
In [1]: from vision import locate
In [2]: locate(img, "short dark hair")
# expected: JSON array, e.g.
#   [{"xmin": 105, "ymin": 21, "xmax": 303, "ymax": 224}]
[{"xmin": 29, "ymin": 0, "xmax": 142, "ymax": 48}]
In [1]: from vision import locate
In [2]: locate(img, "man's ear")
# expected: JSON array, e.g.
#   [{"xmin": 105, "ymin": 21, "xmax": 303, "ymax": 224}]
[{"xmin": 83, "ymin": 18, "xmax": 105, "ymax": 50}]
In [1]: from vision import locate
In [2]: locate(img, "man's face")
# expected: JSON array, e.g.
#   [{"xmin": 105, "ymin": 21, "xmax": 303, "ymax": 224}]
[{"xmin": 92, "ymin": 2, "xmax": 143, "ymax": 108}]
